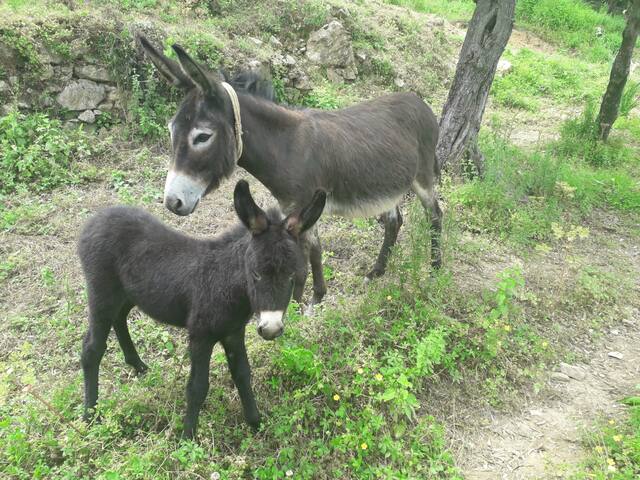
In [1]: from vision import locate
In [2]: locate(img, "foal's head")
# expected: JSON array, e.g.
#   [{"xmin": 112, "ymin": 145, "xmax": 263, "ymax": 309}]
[
  {"xmin": 139, "ymin": 37, "xmax": 269, "ymax": 216},
  {"xmin": 234, "ymin": 181, "xmax": 326, "ymax": 340}
]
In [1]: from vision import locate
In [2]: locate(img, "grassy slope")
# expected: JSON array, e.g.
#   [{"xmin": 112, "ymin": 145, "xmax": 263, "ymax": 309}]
[{"xmin": 1, "ymin": 0, "xmax": 640, "ymax": 479}]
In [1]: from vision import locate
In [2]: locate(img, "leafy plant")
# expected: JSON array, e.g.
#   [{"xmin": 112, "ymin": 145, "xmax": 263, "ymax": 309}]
[{"xmin": 0, "ymin": 111, "xmax": 96, "ymax": 193}]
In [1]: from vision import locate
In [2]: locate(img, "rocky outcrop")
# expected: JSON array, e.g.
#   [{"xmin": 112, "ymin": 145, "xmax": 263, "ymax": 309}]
[
  {"xmin": 306, "ymin": 21, "xmax": 357, "ymax": 83},
  {"xmin": 57, "ymin": 79, "xmax": 106, "ymax": 111}
]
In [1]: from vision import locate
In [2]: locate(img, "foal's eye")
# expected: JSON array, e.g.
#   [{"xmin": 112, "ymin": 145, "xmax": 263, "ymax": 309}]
[
  {"xmin": 252, "ymin": 271, "xmax": 261, "ymax": 281},
  {"xmin": 194, "ymin": 133, "xmax": 212, "ymax": 145}
]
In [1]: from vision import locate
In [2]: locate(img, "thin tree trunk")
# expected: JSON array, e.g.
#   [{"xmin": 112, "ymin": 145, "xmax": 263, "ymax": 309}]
[
  {"xmin": 597, "ymin": 0, "xmax": 640, "ymax": 141},
  {"xmin": 435, "ymin": 0, "xmax": 515, "ymax": 174}
]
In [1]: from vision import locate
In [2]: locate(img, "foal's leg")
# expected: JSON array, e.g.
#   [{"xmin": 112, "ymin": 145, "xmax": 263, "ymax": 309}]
[
  {"xmin": 183, "ymin": 332, "xmax": 215, "ymax": 440},
  {"xmin": 366, "ymin": 206, "xmax": 403, "ymax": 280},
  {"xmin": 412, "ymin": 181, "xmax": 443, "ymax": 269},
  {"xmin": 221, "ymin": 327, "xmax": 260, "ymax": 430},
  {"xmin": 81, "ymin": 298, "xmax": 121, "ymax": 420},
  {"xmin": 112, "ymin": 303, "xmax": 148, "ymax": 375}
]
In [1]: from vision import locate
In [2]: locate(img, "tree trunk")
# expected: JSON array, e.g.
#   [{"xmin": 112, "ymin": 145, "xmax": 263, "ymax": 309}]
[
  {"xmin": 608, "ymin": 0, "xmax": 629, "ymax": 15},
  {"xmin": 435, "ymin": 0, "xmax": 515, "ymax": 174},
  {"xmin": 597, "ymin": 0, "xmax": 640, "ymax": 141}
]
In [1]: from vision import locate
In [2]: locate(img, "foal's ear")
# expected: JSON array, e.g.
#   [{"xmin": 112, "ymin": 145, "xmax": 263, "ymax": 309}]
[
  {"xmin": 138, "ymin": 36, "xmax": 193, "ymax": 89},
  {"xmin": 285, "ymin": 190, "xmax": 327, "ymax": 238},
  {"xmin": 234, "ymin": 180, "xmax": 269, "ymax": 235},
  {"xmin": 172, "ymin": 44, "xmax": 224, "ymax": 101}
]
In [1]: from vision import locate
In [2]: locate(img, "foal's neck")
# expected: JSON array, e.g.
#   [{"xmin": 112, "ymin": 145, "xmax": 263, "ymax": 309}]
[{"xmin": 236, "ymin": 94, "xmax": 304, "ymax": 203}]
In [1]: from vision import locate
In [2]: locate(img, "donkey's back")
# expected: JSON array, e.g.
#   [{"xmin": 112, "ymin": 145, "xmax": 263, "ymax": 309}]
[{"xmin": 78, "ymin": 206, "xmax": 200, "ymax": 326}]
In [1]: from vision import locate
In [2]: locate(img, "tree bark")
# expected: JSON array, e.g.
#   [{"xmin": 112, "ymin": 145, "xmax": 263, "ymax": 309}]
[
  {"xmin": 435, "ymin": 0, "xmax": 515, "ymax": 174},
  {"xmin": 597, "ymin": 0, "xmax": 640, "ymax": 141}
]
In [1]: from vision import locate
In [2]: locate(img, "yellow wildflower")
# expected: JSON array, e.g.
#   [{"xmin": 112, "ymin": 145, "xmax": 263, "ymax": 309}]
[
  {"xmin": 361, "ymin": 442, "xmax": 368, "ymax": 450},
  {"xmin": 607, "ymin": 458, "xmax": 615, "ymax": 466},
  {"xmin": 333, "ymin": 394, "xmax": 340, "ymax": 401},
  {"xmin": 612, "ymin": 434, "xmax": 623, "ymax": 442},
  {"xmin": 375, "ymin": 373, "xmax": 383, "ymax": 381},
  {"xmin": 595, "ymin": 446, "xmax": 604, "ymax": 454},
  {"xmin": 609, "ymin": 420, "xmax": 615, "ymax": 425},
  {"xmin": 386, "ymin": 295, "xmax": 392, "ymax": 301},
  {"xmin": 542, "ymin": 341, "xmax": 548, "ymax": 348},
  {"xmin": 357, "ymin": 368, "xmax": 364, "ymax": 374},
  {"xmin": 503, "ymin": 325, "xmax": 511, "ymax": 332}
]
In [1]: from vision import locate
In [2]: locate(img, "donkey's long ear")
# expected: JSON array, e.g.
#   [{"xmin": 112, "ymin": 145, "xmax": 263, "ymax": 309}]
[
  {"xmin": 138, "ymin": 36, "xmax": 193, "ymax": 89},
  {"xmin": 285, "ymin": 190, "xmax": 327, "ymax": 238},
  {"xmin": 234, "ymin": 180, "xmax": 269, "ymax": 235},
  {"xmin": 172, "ymin": 44, "xmax": 219, "ymax": 97}
]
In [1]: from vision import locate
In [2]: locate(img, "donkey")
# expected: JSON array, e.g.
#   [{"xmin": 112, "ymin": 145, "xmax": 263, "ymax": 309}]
[
  {"xmin": 139, "ymin": 36, "xmax": 442, "ymax": 311},
  {"xmin": 78, "ymin": 180, "xmax": 326, "ymax": 439}
]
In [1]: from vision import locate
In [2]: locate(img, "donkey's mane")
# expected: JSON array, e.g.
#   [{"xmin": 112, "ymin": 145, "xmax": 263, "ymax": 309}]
[{"xmin": 226, "ymin": 70, "xmax": 277, "ymax": 103}]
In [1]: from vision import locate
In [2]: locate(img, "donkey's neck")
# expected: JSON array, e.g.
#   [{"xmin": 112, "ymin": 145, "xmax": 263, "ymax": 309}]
[{"xmin": 236, "ymin": 94, "xmax": 304, "ymax": 206}]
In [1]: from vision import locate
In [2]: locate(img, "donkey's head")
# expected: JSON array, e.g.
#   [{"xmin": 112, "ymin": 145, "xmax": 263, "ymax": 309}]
[
  {"xmin": 234, "ymin": 180, "xmax": 326, "ymax": 340},
  {"xmin": 139, "ymin": 36, "xmax": 241, "ymax": 216}
]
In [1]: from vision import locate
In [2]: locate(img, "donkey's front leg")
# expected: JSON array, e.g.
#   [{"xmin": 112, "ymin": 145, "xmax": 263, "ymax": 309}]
[
  {"xmin": 221, "ymin": 327, "xmax": 260, "ymax": 430},
  {"xmin": 307, "ymin": 226, "xmax": 327, "ymax": 310},
  {"xmin": 182, "ymin": 333, "xmax": 215, "ymax": 440}
]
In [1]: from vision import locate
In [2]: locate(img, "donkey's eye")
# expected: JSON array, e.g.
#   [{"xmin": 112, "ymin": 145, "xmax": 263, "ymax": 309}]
[
  {"xmin": 252, "ymin": 271, "xmax": 261, "ymax": 281},
  {"xmin": 194, "ymin": 133, "xmax": 212, "ymax": 145}
]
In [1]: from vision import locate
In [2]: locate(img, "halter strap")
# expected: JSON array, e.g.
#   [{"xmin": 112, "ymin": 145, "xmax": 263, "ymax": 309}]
[{"xmin": 221, "ymin": 81, "xmax": 243, "ymax": 161}]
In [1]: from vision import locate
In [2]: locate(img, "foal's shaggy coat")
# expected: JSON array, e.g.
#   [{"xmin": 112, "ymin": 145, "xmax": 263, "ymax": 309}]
[{"xmin": 79, "ymin": 180, "xmax": 326, "ymax": 438}]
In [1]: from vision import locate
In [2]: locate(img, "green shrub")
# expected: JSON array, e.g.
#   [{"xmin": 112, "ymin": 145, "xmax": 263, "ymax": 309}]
[{"xmin": 0, "ymin": 111, "xmax": 96, "ymax": 193}]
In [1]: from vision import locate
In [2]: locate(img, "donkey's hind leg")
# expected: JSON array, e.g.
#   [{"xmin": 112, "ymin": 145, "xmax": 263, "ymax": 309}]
[
  {"xmin": 81, "ymin": 297, "xmax": 122, "ymax": 420},
  {"xmin": 412, "ymin": 181, "xmax": 442, "ymax": 269},
  {"xmin": 366, "ymin": 206, "xmax": 403, "ymax": 280},
  {"xmin": 113, "ymin": 303, "xmax": 148, "ymax": 375}
]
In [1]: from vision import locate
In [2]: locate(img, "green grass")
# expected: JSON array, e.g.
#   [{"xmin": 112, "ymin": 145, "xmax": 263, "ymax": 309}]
[
  {"xmin": 516, "ymin": 0, "xmax": 628, "ymax": 62},
  {"xmin": 389, "ymin": 0, "xmax": 629, "ymax": 62},
  {"xmin": 572, "ymin": 393, "xmax": 640, "ymax": 479},
  {"xmin": 449, "ymin": 122, "xmax": 639, "ymax": 246},
  {"xmin": 385, "ymin": 0, "xmax": 476, "ymax": 21},
  {"xmin": 492, "ymin": 48, "xmax": 606, "ymax": 111}
]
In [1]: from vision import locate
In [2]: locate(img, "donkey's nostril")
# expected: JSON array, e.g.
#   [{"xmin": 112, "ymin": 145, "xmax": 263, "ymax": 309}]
[
  {"xmin": 165, "ymin": 195, "xmax": 184, "ymax": 214},
  {"xmin": 257, "ymin": 325, "xmax": 264, "ymax": 335}
]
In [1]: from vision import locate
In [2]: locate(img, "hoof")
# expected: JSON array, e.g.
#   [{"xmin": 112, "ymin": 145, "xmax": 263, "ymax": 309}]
[
  {"xmin": 247, "ymin": 412, "xmax": 261, "ymax": 432},
  {"xmin": 83, "ymin": 408, "xmax": 102, "ymax": 424},
  {"xmin": 365, "ymin": 268, "xmax": 384, "ymax": 282},
  {"xmin": 304, "ymin": 304, "xmax": 315, "ymax": 317},
  {"xmin": 134, "ymin": 362, "xmax": 149, "ymax": 376}
]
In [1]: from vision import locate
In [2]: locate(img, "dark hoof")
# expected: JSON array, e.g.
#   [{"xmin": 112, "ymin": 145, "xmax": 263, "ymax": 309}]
[
  {"xmin": 181, "ymin": 427, "xmax": 196, "ymax": 441},
  {"xmin": 134, "ymin": 362, "xmax": 149, "ymax": 376},
  {"xmin": 246, "ymin": 412, "xmax": 261, "ymax": 432},
  {"xmin": 83, "ymin": 408, "xmax": 101, "ymax": 424},
  {"xmin": 365, "ymin": 268, "xmax": 384, "ymax": 281}
]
